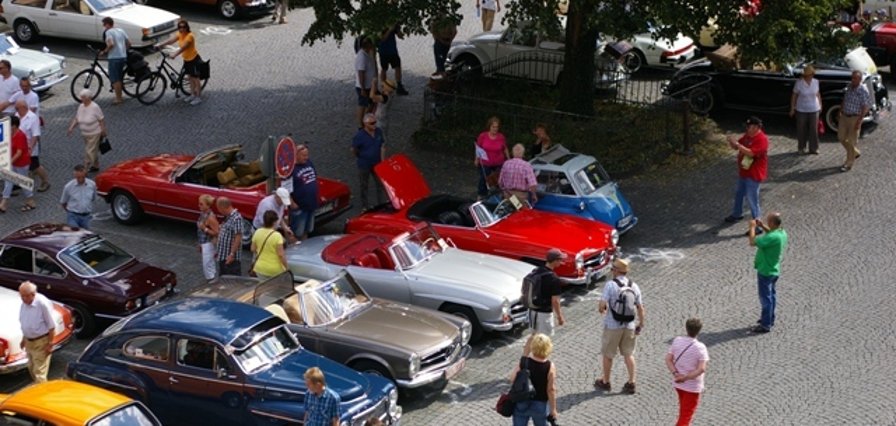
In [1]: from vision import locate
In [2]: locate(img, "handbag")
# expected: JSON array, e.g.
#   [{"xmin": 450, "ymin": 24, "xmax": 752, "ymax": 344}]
[
  {"xmin": 248, "ymin": 229, "xmax": 275, "ymax": 277},
  {"xmin": 817, "ymin": 118, "xmax": 826, "ymax": 135},
  {"xmin": 495, "ymin": 392, "xmax": 514, "ymax": 417},
  {"xmin": 99, "ymin": 137, "xmax": 112, "ymax": 155},
  {"xmin": 198, "ymin": 60, "xmax": 210, "ymax": 80},
  {"xmin": 508, "ymin": 357, "xmax": 536, "ymax": 403}
]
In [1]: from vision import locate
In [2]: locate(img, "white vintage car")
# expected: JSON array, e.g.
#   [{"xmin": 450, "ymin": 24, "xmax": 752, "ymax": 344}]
[
  {"xmin": 285, "ymin": 224, "xmax": 534, "ymax": 342},
  {"xmin": 0, "ymin": 0, "xmax": 180, "ymax": 47},
  {"xmin": 610, "ymin": 25, "xmax": 697, "ymax": 73},
  {"xmin": 0, "ymin": 35, "xmax": 66, "ymax": 92},
  {"xmin": 0, "ymin": 286, "xmax": 74, "ymax": 374}
]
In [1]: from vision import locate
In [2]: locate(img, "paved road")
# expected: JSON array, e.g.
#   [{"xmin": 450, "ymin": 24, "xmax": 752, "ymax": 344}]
[{"xmin": 1, "ymin": 5, "xmax": 895, "ymax": 425}]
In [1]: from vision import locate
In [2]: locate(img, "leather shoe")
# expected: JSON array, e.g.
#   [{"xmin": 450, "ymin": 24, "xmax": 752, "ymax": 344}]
[{"xmin": 724, "ymin": 215, "xmax": 743, "ymax": 223}]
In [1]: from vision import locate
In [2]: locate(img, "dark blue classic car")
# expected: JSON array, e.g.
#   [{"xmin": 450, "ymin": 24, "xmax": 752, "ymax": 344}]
[
  {"xmin": 66, "ymin": 298, "xmax": 401, "ymax": 426},
  {"xmin": 529, "ymin": 145, "xmax": 637, "ymax": 233}
]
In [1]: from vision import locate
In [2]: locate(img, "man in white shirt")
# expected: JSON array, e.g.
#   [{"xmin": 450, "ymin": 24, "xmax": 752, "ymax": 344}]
[
  {"xmin": 0, "ymin": 59, "xmax": 20, "ymax": 115},
  {"xmin": 252, "ymin": 187, "xmax": 295, "ymax": 241},
  {"xmin": 16, "ymin": 99, "xmax": 49, "ymax": 193},
  {"xmin": 18, "ymin": 281, "xmax": 56, "ymax": 384},
  {"xmin": 10, "ymin": 78, "xmax": 40, "ymax": 116},
  {"xmin": 354, "ymin": 36, "xmax": 377, "ymax": 127}
]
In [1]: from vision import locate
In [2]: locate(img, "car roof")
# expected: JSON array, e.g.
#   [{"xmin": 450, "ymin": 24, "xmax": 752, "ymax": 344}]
[
  {"xmin": 115, "ymin": 298, "xmax": 273, "ymax": 345},
  {"xmin": 0, "ymin": 380, "xmax": 134, "ymax": 425},
  {"xmin": 1, "ymin": 223, "xmax": 94, "ymax": 251},
  {"xmin": 530, "ymin": 144, "xmax": 597, "ymax": 172}
]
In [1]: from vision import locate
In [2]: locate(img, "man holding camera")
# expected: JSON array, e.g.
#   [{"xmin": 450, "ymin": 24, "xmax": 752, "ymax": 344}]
[{"xmin": 748, "ymin": 212, "xmax": 788, "ymax": 333}]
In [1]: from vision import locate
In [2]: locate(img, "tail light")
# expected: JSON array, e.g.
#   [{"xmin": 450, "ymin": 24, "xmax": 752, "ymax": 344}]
[
  {"xmin": 0, "ymin": 338, "xmax": 8, "ymax": 361},
  {"xmin": 54, "ymin": 304, "xmax": 74, "ymax": 331},
  {"xmin": 661, "ymin": 44, "xmax": 694, "ymax": 58}
]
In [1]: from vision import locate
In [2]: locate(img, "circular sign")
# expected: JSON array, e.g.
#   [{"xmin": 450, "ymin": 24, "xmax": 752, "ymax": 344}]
[{"xmin": 275, "ymin": 136, "xmax": 296, "ymax": 179}]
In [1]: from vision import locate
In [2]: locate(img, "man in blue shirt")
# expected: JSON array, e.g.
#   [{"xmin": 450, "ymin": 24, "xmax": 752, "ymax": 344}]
[
  {"xmin": 289, "ymin": 143, "xmax": 319, "ymax": 240},
  {"xmin": 378, "ymin": 23, "xmax": 408, "ymax": 96},
  {"xmin": 351, "ymin": 113, "xmax": 386, "ymax": 211},
  {"xmin": 303, "ymin": 367, "xmax": 341, "ymax": 426}
]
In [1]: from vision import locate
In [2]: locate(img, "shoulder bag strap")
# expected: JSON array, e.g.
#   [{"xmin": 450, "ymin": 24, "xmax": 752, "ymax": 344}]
[
  {"xmin": 673, "ymin": 340, "xmax": 697, "ymax": 366},
  {"xmin": 250, "ymin": 230, "xmax": 276, "ymax": 272}
]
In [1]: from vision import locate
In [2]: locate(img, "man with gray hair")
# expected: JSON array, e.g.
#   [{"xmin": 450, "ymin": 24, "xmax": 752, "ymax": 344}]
[
  {"xmin": 16, "ymin": 98, "xmax": 49, "ymax": 193},
  {"xmin": 351, "ymin": 113, "xmax": 385, "ymax": 211},
  {"xmin": 0, "ymin": 59, "xmax": 19, "ymax": 115},
  {"xmin": 18, "ymin": 281, "xmax": 56, "ymax": 383},
  {"xmin": 498, "ymin": 143, "xmax": 538, "ymax": 204},
  {"xmin": 215, "ymin": 197, "xmax": 244, "ymax": 276}
]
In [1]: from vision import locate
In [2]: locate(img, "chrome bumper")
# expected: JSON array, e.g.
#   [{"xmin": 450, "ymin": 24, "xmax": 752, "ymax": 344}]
[
  {"xmin": 564, "ymin": 261, "xmax": 613, "ymax": 285},
  {"xmin": 0, "ymin": 334, "xmax": 73, "ymax": 374},
  {"xmin": 395, "ymin": 345, "xmax": 471, "ymax": 388}
]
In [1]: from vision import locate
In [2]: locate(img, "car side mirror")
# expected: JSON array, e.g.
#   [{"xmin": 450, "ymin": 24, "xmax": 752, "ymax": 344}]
[{"xmin": 217, "ymin": 368, "xmax": 234, "ymax": 379}]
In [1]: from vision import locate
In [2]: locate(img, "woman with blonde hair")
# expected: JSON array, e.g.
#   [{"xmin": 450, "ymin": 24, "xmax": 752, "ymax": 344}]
[
  {"xmin": 196, "ymin": 194, "xmax": 219, "ymax": 283},
  {"xmin": 508, "ymin": 333, "xmax": 558, "ymax": 425},
  {"xmin": 790, "ymin": 64, "xmax": 822, "ymax": 154}
]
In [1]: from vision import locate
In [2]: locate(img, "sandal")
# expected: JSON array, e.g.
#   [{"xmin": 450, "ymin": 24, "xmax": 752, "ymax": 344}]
[
  {"xmin": 20, "ymin": 204, "xmax": 36, "ymax": 212},
  {"xmin": 37, "ymin": 183, "xmax": 50, "ymax": 192},
  {"xmin": 593, "ymin": 379, "xmax": 611, "ymax": 391}
]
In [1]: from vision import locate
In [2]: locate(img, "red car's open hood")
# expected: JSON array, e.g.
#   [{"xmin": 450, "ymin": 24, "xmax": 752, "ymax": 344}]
[{"xmin": 374, "ymin": 154, "xmax": 431, "ymax": 211}]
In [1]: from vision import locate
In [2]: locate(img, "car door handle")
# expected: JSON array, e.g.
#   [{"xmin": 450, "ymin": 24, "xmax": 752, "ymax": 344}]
[
  {"xmin": 49, "ymin": 12, "xmax": 57, "ymax": 15},
  {"xmin": 169, "ymin": 376, "xmax": 179, "ymax": 383}
]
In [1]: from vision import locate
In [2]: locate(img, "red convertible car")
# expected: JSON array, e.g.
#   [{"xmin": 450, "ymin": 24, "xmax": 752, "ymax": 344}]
[
  {"xmin": 345, "ymin": 155, "xmax": 618, "ymax": 284},
  {"xmin": 94, "ymin": 144, "xmax": 351, "ymax": 229}
]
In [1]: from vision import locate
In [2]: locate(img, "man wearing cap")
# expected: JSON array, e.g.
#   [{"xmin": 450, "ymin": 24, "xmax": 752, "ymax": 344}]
[
  {"xmin": 837, "ymin": 70, "xmax": 872, "ymax": 172},
  {"xmin": 595, "ymin": 258, "xmax": 644, "ymax": 395},
  {"xmin": 18, "ymin": 281, "xmax": 55, "ymax": 384},
  {"xmin": 748, "ymin": 212, "xmax": 787, "ymax": 333},
  {"xmin": 523, "ymin": 249, "xmax": 566, "ymax": 355},
  {"xmin": 253, "ymin": 187, "xmax": 295, "ymax": 242},
  {"xmin": 351, "ymin": 113, "xmax": 386, "ymax": 211},
  {"xmin": 724, "ymin": 116, "xmax": 768, "ymax": 228}
]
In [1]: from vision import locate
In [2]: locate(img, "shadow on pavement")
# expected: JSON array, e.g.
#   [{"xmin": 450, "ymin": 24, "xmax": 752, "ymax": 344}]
[{"xmin": 699, "ymin": 326, "xmax": 757, "ymax": 348}]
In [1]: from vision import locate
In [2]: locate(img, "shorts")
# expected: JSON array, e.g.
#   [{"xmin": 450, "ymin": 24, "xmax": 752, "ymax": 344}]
[
  {"xmin": 184, "ymin": 56, "xmax": 203, "ymax": 77},
  {"xmin": 28, "ymin": 156, "xmax": 40, "ymax": 171},
  {"xmin": 601, "ymin": 327, "xmax": 636, "ymax": 357},
  {"xmin": 355, "ymin": 87, "xmax": 370, "ymax": 107},
  {"xmin": 379, "ymin": 53, "xmax": 401, "ymax": 70},
  {"xmin": 108, "ymin": 58, "xmax": 126, "ymax": 83},
  {"xmin": 289, "ymin": 208, "xmax": 315, "ymax": 236},
  {"xmin": 528, "ymin": 310, "xmax": 554, "ymax": 336}
]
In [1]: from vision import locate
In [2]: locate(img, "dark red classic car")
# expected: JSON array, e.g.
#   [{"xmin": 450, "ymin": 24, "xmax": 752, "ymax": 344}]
[
  {"xmin": 344, "ymin": 154, "xmax": 618, "ymax": 284},
  {"xmin": 0, "ymin": 224, "xmax": 177, "ymax": 337},
  {"xmin": 94, "ymin": 144, "xmax": 351, "ymax": 229}
]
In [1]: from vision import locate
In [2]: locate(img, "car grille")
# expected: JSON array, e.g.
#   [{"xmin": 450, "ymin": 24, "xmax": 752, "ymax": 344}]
[
  {"xmin": 420, "ymin": 340, "xmax": 461, "ymax": 371},
  {"xmin": 510, "ymin": 302, "xmax": 527, "ymax": 323},
  {"xmin": 584, "ymin": 250, "xmax": 608, "ymax": 269}
]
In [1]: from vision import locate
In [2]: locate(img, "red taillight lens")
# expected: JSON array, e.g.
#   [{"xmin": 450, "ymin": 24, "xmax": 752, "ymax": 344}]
[{"xmin": 0, "ymin": 338, "xmax": 9, "ymax": 361}]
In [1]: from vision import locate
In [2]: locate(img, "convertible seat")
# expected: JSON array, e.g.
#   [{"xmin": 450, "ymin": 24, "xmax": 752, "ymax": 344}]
[
  {"xmin": 217, "ymin": 167, "xmax": 238, "ymax": 187},
  {"xmin": 265, "ymin": 304, "xmax": 289, "ymax": 323},
  {"xmin": 438, "ymin": 211, "xmax": 462, "ymax": 226},
  {"xmin": 372, "ymin": 248, "xmax": 394, "ymax": 270},
  {"xmin": 353, "ymin": 253, "xmax": 381, "ymax": 269},
  {"xmin": 282, "ymin": 294, "xmax": 305, "ymax": 324},
  {"xmin": 234, "ymin": 161, "xmax": 265, "ymax": 187}
]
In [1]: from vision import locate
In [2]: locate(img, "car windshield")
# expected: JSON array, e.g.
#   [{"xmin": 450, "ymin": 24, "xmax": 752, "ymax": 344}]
[
  {"xmin": 573, "ymin": 161, "xmax": 611, "ymax": 194},
  {"xmin": 0, "ymin": 37, "xmax": 18, "ymax": 54},
  {"xmin": 390, "ymin": 227, "xmax": 444, "ymax": 269},
  {"xmin": 86, "ymin": 0, "xmax": 133, "ymax": 12},
  {"xmin": 299, "ymin": 275, "xmax": 370, "ymax": 326},
  {"xmin": 90, "ymin": 403, "xmax": 159, "ymax": 426},
  {"xmin": 232, "ymin": 325, "xmax": 299, "ymax": 374},
  {"xmin": 58, "ymin": 235, "xmax": 134, "ymax": 277},
  {"xmin": 472, "ymin": 197, "xmax": 522, "ymax": 227}
]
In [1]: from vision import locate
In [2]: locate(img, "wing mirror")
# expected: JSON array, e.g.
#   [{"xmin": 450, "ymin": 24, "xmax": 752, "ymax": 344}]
[{"xmin": 217, "ymin": 368, "xmax": 235, "ymax": 380}]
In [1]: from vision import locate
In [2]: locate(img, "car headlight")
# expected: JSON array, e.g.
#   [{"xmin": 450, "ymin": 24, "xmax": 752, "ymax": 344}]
[
  {"xmin": 28, "ymin": 71, "xmax": 38, "ymax": 84},
  {"xmin": 460, "ymin": 320, "xmax": 472, "ymax": 345},
  {"xmin": 408, "ymin": 353, "xmax": 420, "ymax": 377},
  {"xmin": 388, "ymin": 388, "xmax": 401, "ymax": 419},
  {"xmin": 501, "ymin": 299, "xmax": 511, "ymax": 316},
  {"xmin": 575, "ymin": 253, "xmax": 584, "ymax": 270},
  {"xmin": 611, "ymin": 229, "xmax": 620, "ymax": 247},
  {"xmin": 60, "ymin": 59, "xmax": 66, "ymax": 69}
]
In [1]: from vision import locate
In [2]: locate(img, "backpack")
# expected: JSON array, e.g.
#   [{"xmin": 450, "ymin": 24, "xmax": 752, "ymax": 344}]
[
  {"xmin": 521, "ymin": 268, "xmax": 552, "ymax": 310},
  {"xmin": 609, "ymin": 278, "xmax": 637, "ymax": 323},
  {"xmin": 507, "ymin": 357, "xmax": 536, "ymax": 403}
]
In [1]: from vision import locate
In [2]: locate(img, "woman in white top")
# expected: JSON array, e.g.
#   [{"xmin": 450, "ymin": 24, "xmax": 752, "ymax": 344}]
[
  {"xmin": 790, "ymin": 65, "xmax": 822, "ymax": 154},
  {"xmin": 66, "ymin": 89, "xmax": 106, "ymax": 172}
]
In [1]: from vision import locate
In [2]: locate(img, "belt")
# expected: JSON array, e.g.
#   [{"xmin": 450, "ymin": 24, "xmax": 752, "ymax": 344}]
[
  {"xmin": 68, "ymin": 211, "xmax": 91, "ymax": 216},
  {"xmin": 26, "ymin": 333, "xmax": 49, "ymax": 342}
]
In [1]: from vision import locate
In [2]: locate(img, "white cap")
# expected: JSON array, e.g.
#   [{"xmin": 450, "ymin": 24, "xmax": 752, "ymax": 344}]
[{"xmin": 275, "ymin": 187, "xmax": 291, "ymax": 205}]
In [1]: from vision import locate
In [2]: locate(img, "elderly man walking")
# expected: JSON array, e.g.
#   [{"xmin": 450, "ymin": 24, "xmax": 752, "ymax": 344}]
[
  {"xmin": 16, "ymin": 98, "xmax": 50, "ymax": 193},
  {"xmin": 60, "ymin": 165, "xmax": 97, "ymax": 229},
  {"xmin": 499, "ymin": 143, "xmax": 538, "ymax": 204},
  {"xmin": 215, "ymin": 197, "xmax": 244, "ymax": 276},
  {"xmin": 595, "ymin": 258, "xmax": 645, "ymax": 395},
  {"xmin": 837, "ymin": 70, "xmax": 873, "ymax": 172},
  {"xmin": 18, "ymin": 281, "xmax": 56, "ymax": 383}
]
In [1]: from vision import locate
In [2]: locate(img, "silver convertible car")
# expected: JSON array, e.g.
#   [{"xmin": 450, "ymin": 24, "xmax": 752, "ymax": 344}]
[{"xmin": 286, "ymin": 224, "xmax": 533, "ymax": 342}]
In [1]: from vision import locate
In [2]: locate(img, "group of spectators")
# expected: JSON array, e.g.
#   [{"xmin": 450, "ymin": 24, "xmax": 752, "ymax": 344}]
[{"xmin": 472, "ymin": 116, "xmax": 554, "ymax": 204}]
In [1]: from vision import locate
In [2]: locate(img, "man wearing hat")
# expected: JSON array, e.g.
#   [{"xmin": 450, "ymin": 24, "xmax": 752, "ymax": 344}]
[
  {"xmin": 522, "ymin": 248, "xmax": 567, "ymax": 356},
  {"xmin": 252, "ymin": 187, "xmax": 296, "ymax": 243},
  {"xmin": 724, "ymin": 116, "xmax": 768, "ymax": 228},
  {"xmin": 595, "ymin": 258, "xmax": 644, "ymax": 395}
]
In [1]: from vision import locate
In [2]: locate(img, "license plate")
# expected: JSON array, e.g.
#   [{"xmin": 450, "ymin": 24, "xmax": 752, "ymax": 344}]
[
  {"xmin": 314, "ymin": 202, "xmax": 334, "ymax": 216},
  {"xmin": 146, "ymin": 288, "xmax": 167, "ymax": 305},
  {"xmin": 445, "ymin": 358, "xmax": 465, "ymax": 380}
]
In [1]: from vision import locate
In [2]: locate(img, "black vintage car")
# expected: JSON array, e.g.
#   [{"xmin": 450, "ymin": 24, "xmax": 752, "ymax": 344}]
[{"xmin": 662, "ymin": 46, "xmax": 891, "ymax": 132}]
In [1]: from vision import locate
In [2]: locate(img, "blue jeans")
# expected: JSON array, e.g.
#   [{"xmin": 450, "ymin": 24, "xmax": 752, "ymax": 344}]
[
  {"xmin": 433, "ymin": 41, "xmax": 450, "ymax": 73},
  {"xmin": 289, "ymin": 208, "xmax": 315, "ymax": 237},
  {"xmin": 66, "ymin": 211, "xmax": 92, "ymax": 229},
  {"xmin": 732, "ymin": 177, "xmax": 761, "ymax": 219},
  {"xmin": 512, "ymin": 400, "xmax": 548, "ymax": 426},
  {"xmin": 757, "ymin": 273, "xmax": 779, "ymax": 329}
]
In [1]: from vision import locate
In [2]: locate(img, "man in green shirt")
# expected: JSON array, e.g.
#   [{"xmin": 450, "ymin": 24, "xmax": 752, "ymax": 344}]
[{"xmin": 748, "ymin": 212, "xmax": 787, "ymax": 333}]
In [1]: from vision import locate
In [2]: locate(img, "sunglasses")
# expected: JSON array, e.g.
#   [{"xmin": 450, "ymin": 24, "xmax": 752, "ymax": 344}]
[{"xmin": 365, "ymin": 121, "xmax": 377, "ymax": 125}]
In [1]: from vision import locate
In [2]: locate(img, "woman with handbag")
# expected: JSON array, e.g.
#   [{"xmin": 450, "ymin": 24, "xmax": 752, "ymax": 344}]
[
  {"xmin": 664, "ymin": 318, "xmax": 709, "ymax": 426},
  {"xmin": 507, "ymin": 333, "xmax": 557, "ymax": 426},
  {"xmin": 197, "ymin": 195, "xmax": 220, "ymax": 283},
  {"xmin": 250, "ymin": 210, "xmax": 287, "ymax": 279},
  {"xmin": 66, "ymin": 89, "xmax": 106, "ymax": 173}
]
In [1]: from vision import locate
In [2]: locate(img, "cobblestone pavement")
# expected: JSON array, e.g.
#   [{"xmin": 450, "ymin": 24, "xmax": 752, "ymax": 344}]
[{"xmin": 1, "ymin": 5, "xmax": 895, "ymax": 426}]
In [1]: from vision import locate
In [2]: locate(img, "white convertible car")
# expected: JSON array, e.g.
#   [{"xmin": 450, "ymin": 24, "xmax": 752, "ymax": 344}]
[
  {"xmin": 0, "ymin": 35, "xmax": 67, "ymax": 92},
  {"xmin": 286, "ymin": 224, "xmax": 534, "ymax": 342},
  {"xmin": 0, "ymin": 0, "xmax": 180, "ymax": 47},
  {"xmin": 0, "ymin": 287, "xmax": 74, "ymax": 374},
  {"xmin": 610, "ymin": 25, "xmax": 697, "ymax": 73}
]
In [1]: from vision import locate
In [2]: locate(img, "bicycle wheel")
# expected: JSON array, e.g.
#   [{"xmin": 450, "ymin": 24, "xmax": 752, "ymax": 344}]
[
  {"xmin": 123, "ymin": 75, "xmax": 142, "ymax": 98},
  {"xmin": 136, "ymin": 72, "xmax": 167, "ymax": 105},
  {"xmin": 70, "ymin": 69, "xmax": 103, "ymax": 103},
  {"xmin": 177, "ymin": 69, "xmax": 209, "ymax": 97}
]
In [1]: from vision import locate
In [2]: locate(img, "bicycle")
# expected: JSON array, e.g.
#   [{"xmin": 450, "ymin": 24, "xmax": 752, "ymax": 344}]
[
  {"xmin": 136, "ymin": 47, "xmax": 209, "ymax": 106},
  {"xmin": 69, "ymin": 44, "xmax": 145, "ymax": 103}
]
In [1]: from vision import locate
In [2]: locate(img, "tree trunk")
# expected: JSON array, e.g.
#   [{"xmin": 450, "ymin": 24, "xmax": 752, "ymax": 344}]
[{"xmin": 557, "ymin": 2, "xmax": 597, "ymax": 116}]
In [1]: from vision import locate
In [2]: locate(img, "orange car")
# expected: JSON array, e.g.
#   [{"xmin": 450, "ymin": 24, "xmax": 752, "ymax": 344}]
[{"xmin": 0, "ymin": 380, "xmax": 162, "ymax": 425}]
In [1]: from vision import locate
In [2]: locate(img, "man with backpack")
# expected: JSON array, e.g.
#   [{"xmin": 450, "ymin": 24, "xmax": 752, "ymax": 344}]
[
  {"xmin": 521, "ymin": 249, "xmax": 566, "ymax": 356},
  {"xmin": 595, "ymin": 258, "xmax": 644, "ymax": 395}
]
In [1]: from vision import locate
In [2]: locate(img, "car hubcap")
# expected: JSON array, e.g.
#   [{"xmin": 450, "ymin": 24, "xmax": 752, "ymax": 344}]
[
  {"xmin": 222, "ymin": 1, "xmax": 236, "ymax": 16},
  {"xmin": 624, "ymin": 53, "xmax": 642, "ymax": 72},
  {"xmin": 72, "ymin": 311, "xmax": 84, "ymax": 333},
  {"xmin": 114, "ymin": 196, "xmax": 132, "ymax": 219},
  {"xmin": 17, "ymin": 25, "xmax": 31, "ymax": 41}
]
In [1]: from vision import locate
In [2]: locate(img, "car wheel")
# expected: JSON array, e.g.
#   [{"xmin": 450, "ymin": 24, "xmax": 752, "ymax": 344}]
[
  {"xmin": 687, "ymin": 85, "xmax": 715, "ymax": 115},
  {"xmin": 441, "ymin": 304, "xmax": 483, "ymax": 343},
  {"xmin": 218, "ymin": 0, "xmax": 240, "ymax": 19},
  {"xmin": 241, "ymin": 217, "xmax": 254, "ymax": 249},
  {"xmin": 454, "ymin": 55, "xmax": 482, "ymax": 81},
  {"xmin": 622, "ymin": 49, "xmax": 646, "ymax": 74},
  {"xmin": 823, "ymin": 104, "xmax": 841, "ymax": 133},
  {"xmin": 351, "ymin": 360, "xmax": 393, "ymax": 381},
  {"xmin": 69, "ymin": 302, "xmax": 96, "ymax": 338},
  {"xmin": 13, "ymin": 20, "xmax": 38, "ymax": 44},
  {"xmin": 111, "ymin": 191, "xmax": 145, "ymax": 225}
]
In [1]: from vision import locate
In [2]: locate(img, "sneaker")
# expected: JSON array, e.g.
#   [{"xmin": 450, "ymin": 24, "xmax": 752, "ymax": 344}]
[
  {"xmin": 183, "ymin": 95, "xmax": 195, "ymax": 103},
  {"xmin": 397, "ymin": 84, "xmax": 409, "ymax": 96},
  {"xmin": 593, "ymin": 379, "xmax": 611, "ymax": 391},
  {"xmin": 809, "ymin": 151, "xmax": 819, "ymax": 155},
  {"xmin": 724, "ymin": 215, "xmax": 743, "ymax": 223},
  {"xmin": 751, "ymin": 325, "xmax": 771, "ymax": 333},
  {"xmin": 622, "ymin": 382, "xmax": 636, "ymax": 394},
  {"xmin": 840, "ymin": 165, "xmax": 851, "ymax": 172},
  {"xmin": 190, "ymin": 97, "xmax": 202, "ymax": 106}
]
